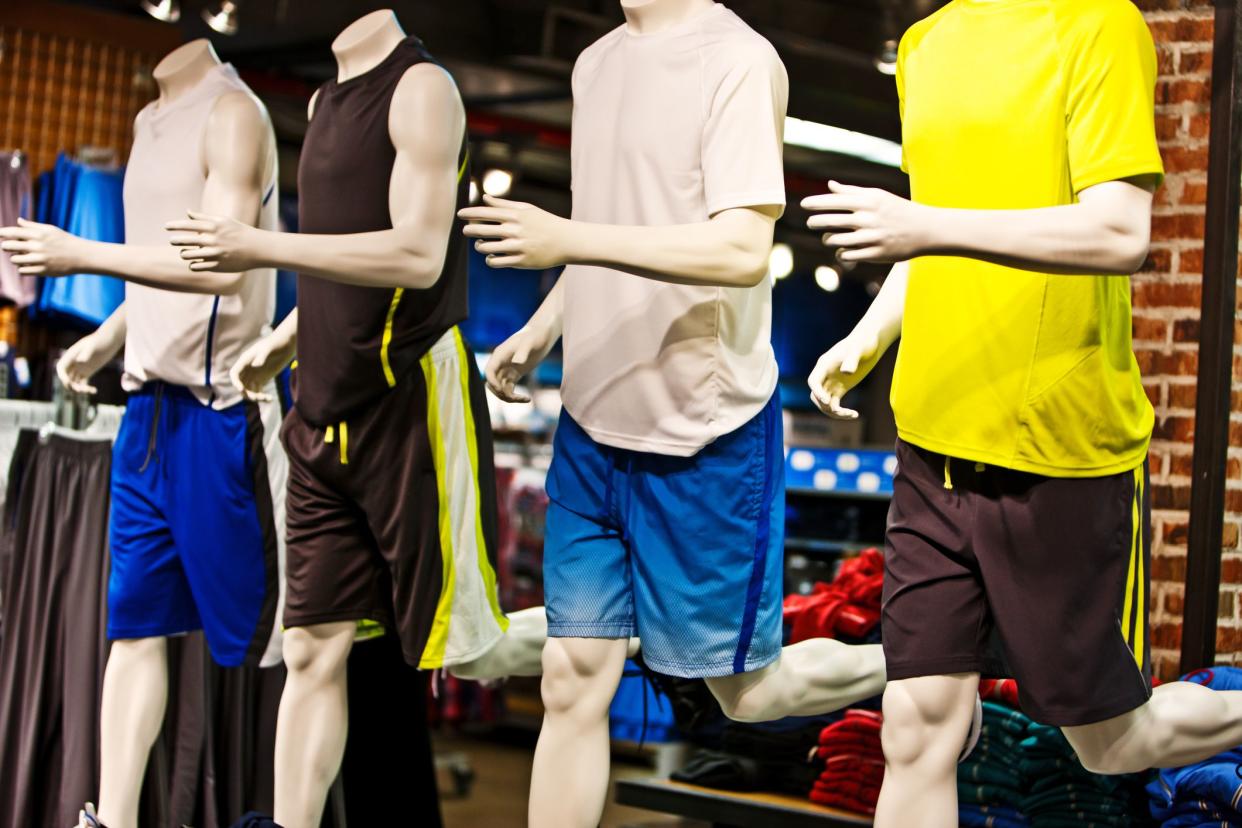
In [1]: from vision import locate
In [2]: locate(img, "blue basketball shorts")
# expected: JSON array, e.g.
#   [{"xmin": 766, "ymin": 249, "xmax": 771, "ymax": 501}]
[
  {"xmin": 108, "ymin": 383, "xmax": 285, "ymax": 668},
  {"xmin": 543, "ymin": 393, "xmax": 785, "ymax": 678}
]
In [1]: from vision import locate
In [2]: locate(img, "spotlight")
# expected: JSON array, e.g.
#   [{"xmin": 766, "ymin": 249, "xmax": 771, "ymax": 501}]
[
  {"xmin": 875, "ymin": 39, "xmax": 898, "ymax": 75},
  {"xmin": 202, "ymin": 1, "xmax": 240, "ymax": 35},
  {"xmin": 769, "ymin": 243, "xmax": 794, "ymax": 282},
  {"xmin": 468, "ymin": 178, "xmax": 480, "ymax": 204},
  {"xmin": 482, "ymin": 169, "xmax": 513, "ymax": 197},
  {"xmin": 141, "ymin": 0, "xmax": 180, "ymax": 22},
  {"xmin": 815, "ymin": 265, "xmax": 840, "ymax": 292}
]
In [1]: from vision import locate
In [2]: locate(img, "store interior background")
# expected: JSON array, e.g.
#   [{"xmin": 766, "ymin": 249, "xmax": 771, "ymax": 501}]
[{"xmin": 0, "ymin": 0, "xmax": 1233, "ymax": 826}]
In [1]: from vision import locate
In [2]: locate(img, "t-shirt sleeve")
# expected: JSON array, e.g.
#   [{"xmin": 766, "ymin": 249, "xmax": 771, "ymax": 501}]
[
  {"xmin": 701, "ymin": 42, "xmax": 789, "ymax": 217},
  {"xmin": 1064, "ymin": 2, "xmax": 1165, "ymax": 194},
  {"xmin": 896, "ymin": 33, "xmax": 910, "ymax": 174}
]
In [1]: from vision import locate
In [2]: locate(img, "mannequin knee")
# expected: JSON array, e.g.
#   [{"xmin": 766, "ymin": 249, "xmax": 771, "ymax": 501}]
[
  {"xmin": 283, "ymin": 625, "xmax": 351, "ymax": 682},
  {"xmin": 539, "ymin": 640, "xmax": 615, "ymax": 721},
  {"xmin": 710, "ymin": 678, "xmax": 776, "ymax": 724},
  {"xmin": 1062, "ymin": 722, "xmax": 1155, "ymax": 776},
  {"xmin": 881, "ymin": 685, "xmax": 968, "ymax": 772},
  {"xmin": 109, "ymin": 635, "xmax": 166, "ymax": 662}
]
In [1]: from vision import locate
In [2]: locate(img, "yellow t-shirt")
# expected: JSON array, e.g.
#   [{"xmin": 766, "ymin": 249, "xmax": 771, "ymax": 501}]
[{"xmin": 892, "ymin": 0, "xmax": 1165, "ymax": 477}]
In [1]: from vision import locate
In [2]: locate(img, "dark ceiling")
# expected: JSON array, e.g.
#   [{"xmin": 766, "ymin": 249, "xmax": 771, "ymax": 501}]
[{"xmin": 73, "ymin": 0, "xmax": 947, "ymax": 274}]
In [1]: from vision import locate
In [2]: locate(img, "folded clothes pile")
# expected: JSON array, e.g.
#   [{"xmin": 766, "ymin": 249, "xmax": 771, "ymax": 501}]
[
  {"xmin": 1021, "ymin": 724, "xmax": 1139, "ymax": 827},
  {"xmin": 958, "ymin": 702, "xmax": 1032, "ymax": 828},
  {"xmin": 783, "ymin": 549, "xmax": 884, "ymax": 642},
  {"xmin": 810, "ymin": 708, "xmax": 884, "ymax": 815},
  {"xmin": 1147, "ymin": 667, "xmax": 1242, "ymax": 827},
  {"xmin": 671, "ymin": 717, "xmax": 828, "ymax": 795}
]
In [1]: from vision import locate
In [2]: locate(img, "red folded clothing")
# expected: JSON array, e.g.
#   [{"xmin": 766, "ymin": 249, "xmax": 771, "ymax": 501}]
[
  {"xmin": 819, "ymin": 709, "xmax": 883, "ymax": 741},
  {"xmin": 816, "ymin": 740, "xmax": 883, "ymax": 761},
  {"xmin": 978, "ymin": 678, "xmax": 1020, "ymax": 708},
  {"xmin": 784, "ymin": 549, "xmax": 885, "ymax": 641},
  {"xmin": 810, "ymin": 780, "xmax": 882, "ymax": 815}
]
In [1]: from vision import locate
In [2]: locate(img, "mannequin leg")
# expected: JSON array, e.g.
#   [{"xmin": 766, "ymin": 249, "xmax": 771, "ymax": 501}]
[
  {"xmin": 94, "ymin": 637, "xmax": 169, "ymax": 828},
  {"xmin": 1063, "ymin": 681, "xmax": 1242, "ymax": 774},
  {"xmin": 528, "ymin": 637, "xmax": 629, "ymax": 828},
  {"xmin": 705, "ymin": 639, "xmax": 885, "ymax": 722},
  {"xmin": 872, "ymin": 673, "xmax": 979, "ymax": 828},
  {"xmin": 273, "ymin": 621, "xmax": 355, "ymax": 828},
  {"xmin": 449, "ymin": 606, "xmax": 642, "ymax": 681}
]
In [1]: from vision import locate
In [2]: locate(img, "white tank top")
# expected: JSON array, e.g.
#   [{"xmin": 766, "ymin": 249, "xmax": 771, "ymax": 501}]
[{"xmin": 121, "ymin": 63, "xmax": 278, "ymax": 409}]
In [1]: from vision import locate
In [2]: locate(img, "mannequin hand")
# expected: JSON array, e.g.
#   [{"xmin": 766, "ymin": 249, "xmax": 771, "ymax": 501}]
[
  {"xmin": 57, "ymin": 332, "xmax": 113, "ymax": 395},
  {"xmin": 230, "ymin": 333, "xmax": 295, "ymax": 402},
  {"xmin": 459, "ymin": 195, "xmax": 570, "ymax": 270},
  {"xmin": 165, "ymin": 211, "xmax": 263, "ymax": 272},
  {"xmin": 802, "ymin": 181, "xmax": 932, "ymax": 264},
  {"xmin": 486, "ymin": 323, "xmax": 556, "ymax": 402},
  {"xmin": 0, "ymin": 218, "xmax": 86, "ymax": 276},
  {"xmin": 807, "ymin": 330, "xmax": 883, "ymax": 419}
]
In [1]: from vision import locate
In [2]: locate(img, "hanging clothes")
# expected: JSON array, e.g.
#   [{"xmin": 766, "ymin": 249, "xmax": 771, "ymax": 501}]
[
  {"xmin": 0, "ymin": 152, "xmax": 37, "ymax": 307},
  {"xmin": 33, "ymin": 153, "xmax": 126, "ymax": 327}
]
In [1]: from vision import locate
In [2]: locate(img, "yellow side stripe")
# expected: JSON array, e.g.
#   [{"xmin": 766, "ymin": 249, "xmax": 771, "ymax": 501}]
[
  {"xmin": 324, "ymin": 425, "xmax": 334, "ymax": 444},
  {"xmin": 380, "ymin": 288, "xmax": 405, "ymax": 388},
  {"xmin": 454, "ymin": 327, "xmax": 509, "ymax": 631},
  {"xmin": 419, "ymin": 352, "xmax": 457, "ymax": 669},
  {"xmin": 1133, "ymin": 468, "xmax": 1145, "ymax": 670},
  {"xmin": 1122, "ymin": 470, "xmax": 1138, "ymax": 651},
  {"xmin": 339, "ymin": 421, "xmax": 349, "ymax": 465}
]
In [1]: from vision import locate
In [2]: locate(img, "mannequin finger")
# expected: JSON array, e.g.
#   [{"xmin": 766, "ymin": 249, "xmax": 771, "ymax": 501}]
[
  {"xmin": 482, "ymin": 194, "xmax": 526, "ymax": 208},
  {"xmin": 475, "ymin": 239, "xmax": 521, "ymax": 255},
  {"xmin": 0, "ymin": 239, "xmax": 37, "ymax": 252},
  {"xmin": 462, "ymin": 222, "xmax": 513, "ymax": 239},
  {"xmin": 188, "ymin": 260, "xmax": 221, "ymax": 272},
  {"xmin": 838, "ymin": 246, "xmax": 887, "ymax": 262},
  {"xmin": 188, "ymin": 246, "xmax": 223, "ymax": 259},
  {"xmin": 17, "ymin": 265, "xmax": 46, "ymax": 275},
  {"xmin": 9, "ymin": 253, "xmax": 44, "ymax": 265},
  {"xmin": 167, "ymin": 233, "xmax": 210, "ymax": 247},
  {"xmin": 827, "ymin": 180, "xmax": 867, "ymax": 195},
  {"xmin": 806, "ymin": 213, "xmax": 865, "ymax": 231},
  {"xmin": 0, "ymin": 225, "xmax": 31, "ymax": 238},
  {"xmin": 800, "ymin": 193, "xmax": 864, "ymax": 212},
  {"xmin": 457, "ymin": 207, "xmax": 511, "ymax": 223},
  {"xmin": 821, "ymin": 230, "xmax": 882, "ymax": 248},
  {"xmin": 840, "ymin": 351, "xmax": 862, "ymax": 375},
  {"xmin": 164, "ymin": 219, "xmax": 215, "ymax": 233},
  {"xmin": 485, "ymin": 254, "xmax": 524, "ymax": 268}
]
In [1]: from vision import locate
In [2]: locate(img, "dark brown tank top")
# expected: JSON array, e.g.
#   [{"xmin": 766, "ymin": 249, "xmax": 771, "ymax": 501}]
[{"xmin": 295, "ymin": 37, "xmax": 471, "ymax": 426}]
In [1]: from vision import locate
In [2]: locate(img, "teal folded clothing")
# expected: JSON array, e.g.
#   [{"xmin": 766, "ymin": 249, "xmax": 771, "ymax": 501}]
[
  {"xmin": 960, "ymin": 761, "xmax": 1024, "ymax": 789},
  {"xmin": 960, "ymin": 803, "xmax": 1030, "ymax": 828},
  {"xmin": 959, "ymin": 782, "xmax": 1025, "ymax": 809},
  {"xmin": 982, "ymin": 702, "xmax": 1033, "ymax": 736},
  {"xmin": 1028, "ymin": 773, "xmax": 1122, "ymax": 797},
  {"xmin": 1026, "ymin": 817, "xmax": 1130, "ymax": 828}
]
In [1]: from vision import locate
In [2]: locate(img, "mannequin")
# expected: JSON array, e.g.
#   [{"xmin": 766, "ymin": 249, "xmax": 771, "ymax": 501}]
[
  {"xmin": 0, "ymin": 39, "xmax": 283, "ymax": 828},
  {"xmin": 167, "ymin": 12, "xmax": 553, "ymax": 827},
  {"xmin": 802, "ymin": 2, "xmax": 1242, "ymax": 827},
  {"xmin": 459, "ymin": 2, "xmax": 892, "ymax": 825}
]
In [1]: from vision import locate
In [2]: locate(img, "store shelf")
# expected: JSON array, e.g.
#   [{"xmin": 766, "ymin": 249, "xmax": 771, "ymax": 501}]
[{"xmin": 614, "ymin": 778, "xmax": 872, "ymax": 828}]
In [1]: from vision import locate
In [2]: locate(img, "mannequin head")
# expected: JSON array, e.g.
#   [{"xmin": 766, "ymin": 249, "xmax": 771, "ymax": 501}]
[
  {"xmin": 331, "ymin": 9, "xmax": 406, "ymax": 81},
  {"xmin": 152, "ymin": 39, "xmax": 220, "ymax": 102},
  {"xmin": 620, "ymin": 0, "xmax": 715, "ymax": 35}
]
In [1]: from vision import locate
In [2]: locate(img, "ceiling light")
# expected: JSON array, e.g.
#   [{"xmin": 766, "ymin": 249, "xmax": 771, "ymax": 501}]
[
  {"xmin": 875, "ymin": 39, "xmax": 899, "ymax": 76},
  {"xmin": 141, "ymin": 0, "xmax": 180, "ymax": 22},
  {"xmin": 202, "ymin": 1, "xmax": 240, "ymax": 35},
  {"xmin": 468, "ymin": 178, "xmax": 480, "ymax": 204},
  {"xmin": 815, "ymin": 265, "xmax": 840, "ymax": 292},
  {"xmin": 785, "ymin": 116, "xmax": 902, "ymax": 169},
  {"xmin": 769, "ymin": 243, "xmax": 794, "ymax": 282},
  {"xmin": 482, "ymin": 168, "xmax": 513, "ymax": 197}
]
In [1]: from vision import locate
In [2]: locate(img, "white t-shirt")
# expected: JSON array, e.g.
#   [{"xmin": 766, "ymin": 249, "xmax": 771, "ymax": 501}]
[{"xmin": 559, "ymin": 2, "xmax": 788, "ymax": 457}]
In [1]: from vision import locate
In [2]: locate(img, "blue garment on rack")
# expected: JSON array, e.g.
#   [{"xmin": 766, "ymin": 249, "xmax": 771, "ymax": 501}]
[{"xmin": 35, "ymin": 154, "xmax": 126, "ymax": 327}]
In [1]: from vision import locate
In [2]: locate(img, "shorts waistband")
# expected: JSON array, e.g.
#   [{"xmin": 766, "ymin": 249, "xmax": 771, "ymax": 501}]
[{"xmin": 127, "ymin": 381, "xmax": 203, "ymax": 404}]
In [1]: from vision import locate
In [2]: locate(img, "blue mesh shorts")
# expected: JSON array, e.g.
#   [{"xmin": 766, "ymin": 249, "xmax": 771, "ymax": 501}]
[{"xmin": 543, "ymin": 394, "xmax": 785, "ymax": 678}]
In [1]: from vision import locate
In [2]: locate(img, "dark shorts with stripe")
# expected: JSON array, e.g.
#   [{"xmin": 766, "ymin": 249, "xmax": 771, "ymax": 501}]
[
  {"xmin": 543, "ymin": 392, "xmax": 785, "ymax": 679},
  {"xmin": 883, "ymin": 439, "xmax": 1153, "ymax": 726},
  {"xmin": 281, "ymin": 327, "xmax": 508, "ymax": 669}
]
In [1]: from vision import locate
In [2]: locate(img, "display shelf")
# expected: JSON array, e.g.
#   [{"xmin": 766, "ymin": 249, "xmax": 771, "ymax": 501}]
[
  {"xmin": 614, "ymin": 778, "xmax": 872, "ymax": 828},
  {"xmin": 783, "ymin": 538, "xmax": 877, "ymax": 556}
]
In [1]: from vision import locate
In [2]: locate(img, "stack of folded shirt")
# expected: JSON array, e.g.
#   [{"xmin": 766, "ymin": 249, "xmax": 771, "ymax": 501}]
[
  {"xmin": 670, "ymin": 717, "xmax": 831, "ymax": 796},
  {"xmin": 1021, "ymin": 724, "xmax": 1134, "ymax": 827},
  {"xmin": 784, "ymin": 549, "xmax": 884, "ymax": 642},
  {"xmin": 1146, "ymin": 667, "xmax": 1242, "ymax": 826},
  {"xmin": 810, "ymin": 708, "xmax": 885, "ymax": 815},
  {"xmin": 958, "ymin": 702, "xmax": 1031, "ymax": 828}
]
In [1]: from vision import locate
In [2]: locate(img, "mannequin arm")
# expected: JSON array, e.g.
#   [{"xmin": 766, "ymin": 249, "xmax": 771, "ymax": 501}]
[
  {"xmin": 57, "ymin": 303, "xmax": 127, "ymax": 394},
  {"xmin": 808, "ymin": 262, "xmax": 907, "ymax": 419},
  {"xmin": 803, "ymin": 178, "xmax": 1156, "ymax": 275},
  {"xmin": 168, "ymin": 64, "xmax": 465, "ymax": 290},
  {"xmin": 485, "ymin": 279, "xmax": 564, "ymax": 402},
  {"xmin": 459, "ymin": 198, "xmax": 777, "ymax": 288},
  {"xmin": 0, "ymin": 91, "xmax": 270, "ymax": 294},
  {"xmin": 230, "ymin": 308, "xmax": 297, "ymax": 402}
]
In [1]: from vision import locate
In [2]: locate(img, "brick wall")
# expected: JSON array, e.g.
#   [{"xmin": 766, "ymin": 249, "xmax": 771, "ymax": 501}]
[{"xmin": 1132, "ymin": 1, "xmax": 1234, "ymax": 680}]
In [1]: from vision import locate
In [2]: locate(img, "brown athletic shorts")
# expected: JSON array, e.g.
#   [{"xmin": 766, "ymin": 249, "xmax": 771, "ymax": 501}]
[
  {"xmin": 883, "ymin": 439, "xmax": 1152, "ymax": 726},
  {"xmin": 281, "ymin": 327, "xmax": 508, "ymax": 669}
]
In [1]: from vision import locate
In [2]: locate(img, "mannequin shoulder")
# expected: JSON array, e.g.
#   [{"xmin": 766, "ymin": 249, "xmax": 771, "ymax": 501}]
[
  {"xmin": 389, "ymin": 63, "xmax": 465, "ymax": 145},
  {"xmin": 1050, "ymin": 0, "xmax": 1151, "ymax": 42},
  {"xmin": 205, "ymin": 90, "xmax": 272, "ymax": 145}
]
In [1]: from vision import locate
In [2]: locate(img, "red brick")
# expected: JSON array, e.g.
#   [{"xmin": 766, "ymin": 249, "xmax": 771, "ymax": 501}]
[
  {"xmin": 1158, "ymin": 45, "xmax": 1177, "ymax": 76},
  {"xmin": 1163, "ymin": 145, "xmax": 1210, "ymax": 174},
  {"xmin": 1145, "ymin": 381, "xmax": 1162, "ymax": 407},
  {"xmin": 1163, "ymin": 521, "xmax": 1189, "ymax": 545},
  {"xmin": 1227, "ymin": 521, "xmax": 1242, "ymax": 548},
  {"xmin": 1147, "ymin": 17, "xmax": 1215, "ymax": 44},
  {"xmin": 1153, "ymin": 622, "xmax": 1184, "ymax": 650},
  {"xmin": 1181, "ymin": 179, "xmax": 1209, "ymax": 205},
  {"xmin": 1189, "ymin": 112, "xmax": 1212, "ymax": 140},
  {"xmin": 1170, "ymin": 452, "xmax": 1194, "ymax": 477},
  {"xmin": 1156, "ymin": 113, "xmax": 1182, "ymax": 142},
  {"xmin": 1134, "ymin": 316, "xmax": 1169, "ymax": 342},
  {"xmin": 1141, "ymin": 247, "xmax": 1174, "ymax": 273},
  {"xmin": 1221, "ymin": 590, "xmax": 1236, "ymax": 618},
  {"xmin": 1155, "ymin": 413, "xmax": 1196, "ymax": 443},
  {"xmin": 1154, "ymin": 483, "xmax": 1193, "ymax": 510},
  {"xmin": 1157, "ymin": 77, "xmax": 1211, "ymax": 105},
  {"xmin": 1165, "ymin": 591, "xmax": 1185, "ymax": 616},
  {"xmin": 1172, "ymin": 317, "xmax": 1200, "ymax": 343},
  {"xmin": 1179, "ymin": 47, "xmax": 1213, "ymax": 75},
  {"xmin": 1169, "ymin": 383, "xmax": 1197, "ymax": 409},
  {"xmin": 1151, "ymin": 212, "xmax": 1206, "ymax": 240},
  {"xmin": 1179, "ymin": 247, "xmax": 1204, "ymax": 275},
  {"xmin": 1223, "ymin": 558, "xmax": 1242, "ymax": 584},
  {"xmin": 1217, "ymin": 625, "xmax": 1242, "ymax": 654},
  {"xmin": 1133, "ymin": 280, "xmax": 1201, "ymax": 308}
]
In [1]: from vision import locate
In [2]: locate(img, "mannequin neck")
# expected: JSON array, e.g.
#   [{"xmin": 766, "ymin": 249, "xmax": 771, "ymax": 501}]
[
  {"xmin": 152, "ymin": 39, "xmax": 221, "ymax": 104},
  {"xmin": 620, "ymin": 0, "xmax": 716, "ymax": 35},
  {"xmin": 332, "ymin": 10, "xmax": 407, "ymax": 82}
]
